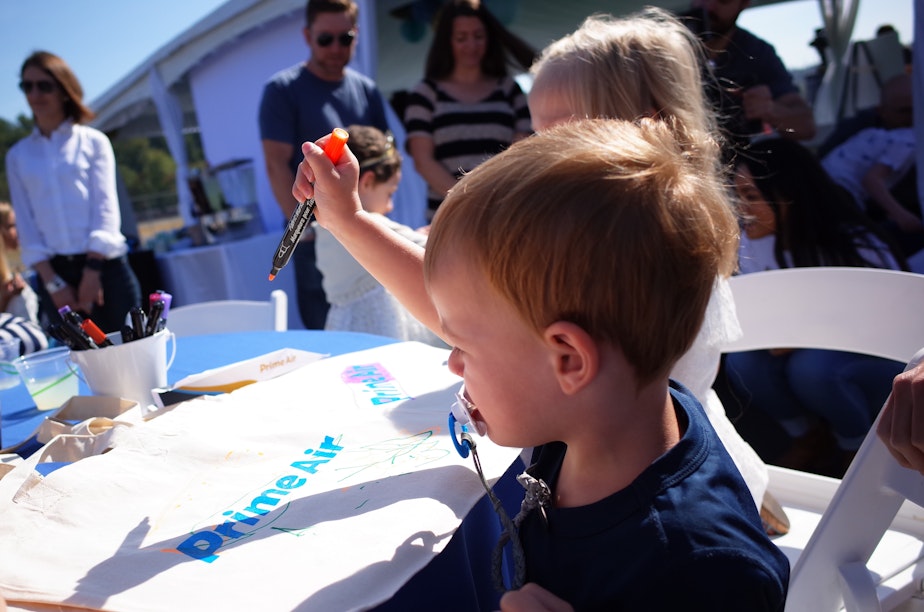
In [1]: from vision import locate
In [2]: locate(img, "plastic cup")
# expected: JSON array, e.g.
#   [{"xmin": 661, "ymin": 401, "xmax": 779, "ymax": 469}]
[
  {"xmin": 0, "ymin": 337, "xmax": 22, "ymax": 390},
  {"xmin": 13, "ymin": 346, "xmax": 79, "ymax": 411}
]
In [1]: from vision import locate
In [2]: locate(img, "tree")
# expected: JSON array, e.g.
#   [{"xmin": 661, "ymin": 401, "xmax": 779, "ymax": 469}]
[
  {"xmin": 1, "ymin": 115, "xmax": 180, "ymax": 217},
  {"xmin": 0, "ymin": 115, "xmax": 34, "ymax": 202}
]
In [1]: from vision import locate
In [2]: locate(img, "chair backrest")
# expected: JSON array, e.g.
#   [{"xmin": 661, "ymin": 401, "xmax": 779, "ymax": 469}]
[
  {"xmin": 726, "ymin": 267, "xmax": 924, "ymax": 612},
  {"xmin": 727, "ymin": 267, "xmax": 924, "ymax": 361},
  {"xmin": 165, "ymin": 289, "xmax": 287, "ymax": 337}
]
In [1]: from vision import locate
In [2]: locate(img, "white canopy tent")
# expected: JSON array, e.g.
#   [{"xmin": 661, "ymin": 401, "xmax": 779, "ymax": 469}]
[{"xmin": 89, "ymin": 0, "xmax": 874, "ymax": 232}]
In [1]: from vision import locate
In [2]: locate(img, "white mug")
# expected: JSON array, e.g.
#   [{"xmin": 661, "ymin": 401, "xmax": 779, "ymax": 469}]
[{"xmin": 70, "ymin": 329, "xmax": 176, "ymax": 414}]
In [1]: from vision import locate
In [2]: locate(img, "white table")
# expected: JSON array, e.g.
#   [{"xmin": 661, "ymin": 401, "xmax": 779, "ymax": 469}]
[{"xmin": 155, "ymin": 230, "xmax": 304, "ymax": 329}]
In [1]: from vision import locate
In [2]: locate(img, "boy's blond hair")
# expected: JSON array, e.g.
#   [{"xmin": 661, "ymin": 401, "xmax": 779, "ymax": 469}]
[{"xmin": 424, "ymin": 119, "xmax": 738, "ymax": 385}]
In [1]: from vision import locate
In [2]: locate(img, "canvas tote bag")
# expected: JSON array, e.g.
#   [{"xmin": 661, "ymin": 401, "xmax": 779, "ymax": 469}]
[{"xmin": 0, "ymin": 341, "xmax": 521, "ymax": 611}]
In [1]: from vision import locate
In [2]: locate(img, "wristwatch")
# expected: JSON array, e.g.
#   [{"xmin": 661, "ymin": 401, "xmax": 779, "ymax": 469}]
[
  {"xmin": 84, "ymin": 257, "xmax": 104, "ymax": 272},
  {"xmin": 44, "ymin": 275, "xmax": 68, "ymax": 294}
]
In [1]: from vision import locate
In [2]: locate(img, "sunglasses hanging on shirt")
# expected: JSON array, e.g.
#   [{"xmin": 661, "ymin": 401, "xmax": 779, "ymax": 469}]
[
  {"xmin": 19, "ymin": 80, "xmax": 57, "ymax": 94},
  {"xmin": 316, "ymin": 30, "xmax": 356, "ymax": 47}
]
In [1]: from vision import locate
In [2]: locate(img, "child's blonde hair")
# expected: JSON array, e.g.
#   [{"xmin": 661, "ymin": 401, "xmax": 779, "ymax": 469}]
[
  {"xmin": 529, "ymin": 9, "xmax": 734, "ymax": 276},
  {"xmin": 424, "ymin": 118, "xmax": 738, "ymax": 385}
]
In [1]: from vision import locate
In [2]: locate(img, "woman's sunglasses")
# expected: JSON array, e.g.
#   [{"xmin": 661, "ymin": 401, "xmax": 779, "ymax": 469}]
[
  {"xmin": 19, "ymin": 80, "xmax": 57, "ymax": 95},
  {"xmin": 316, "ymin": 30, "xmax": 356, "ymax": 48}
]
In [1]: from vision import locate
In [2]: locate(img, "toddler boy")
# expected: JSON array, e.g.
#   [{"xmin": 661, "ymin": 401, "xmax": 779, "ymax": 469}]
[{"xmin": 298, "ymin": 118, "xmax": 789, "ymax": 609}]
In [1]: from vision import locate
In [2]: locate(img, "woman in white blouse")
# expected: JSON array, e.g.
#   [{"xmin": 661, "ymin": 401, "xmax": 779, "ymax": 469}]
[{"xmin": 5, "ymin": 51, "xmax": 140, "ymax": 334}]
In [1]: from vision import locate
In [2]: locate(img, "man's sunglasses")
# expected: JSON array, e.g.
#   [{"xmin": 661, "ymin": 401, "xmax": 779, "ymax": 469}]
[
  {"xmin": 316, "ymin": 30, "xmax": 356, "ymax": 48},
  {"xmin": 19, "ymin": 80, "xmax": 57, "ymax": 95}
]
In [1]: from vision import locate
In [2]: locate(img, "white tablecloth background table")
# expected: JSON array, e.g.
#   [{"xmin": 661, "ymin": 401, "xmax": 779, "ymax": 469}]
[{"xmin": 155, "ymin": 231, "xmax": 304, "ymax": 329}]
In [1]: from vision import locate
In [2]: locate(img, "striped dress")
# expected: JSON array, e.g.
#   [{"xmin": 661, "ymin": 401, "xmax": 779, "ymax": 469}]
[{"xmin": 404, "ymin": 76, "xmax": 531, "ymax": 211}]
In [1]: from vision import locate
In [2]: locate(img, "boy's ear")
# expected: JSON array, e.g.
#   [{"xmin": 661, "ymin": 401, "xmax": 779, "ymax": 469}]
[{"xmin": 543, "ymin": 321, "xmax": 598, "ymax": 395}]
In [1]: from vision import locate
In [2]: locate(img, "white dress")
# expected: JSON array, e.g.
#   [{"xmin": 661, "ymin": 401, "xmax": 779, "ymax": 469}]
[
  {"xmin": 671, "ymin": 277, "xmax": 769, "ymax": 511},
  {"xmin": 315, "ymin": 216, "xmax": 445, "ymax": 348}
]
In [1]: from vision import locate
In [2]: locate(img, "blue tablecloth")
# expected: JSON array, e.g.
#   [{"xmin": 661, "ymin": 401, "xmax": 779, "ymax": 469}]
[{"xmin": 1, "ymin": 330, "xmax": 399, "ymax": 456}]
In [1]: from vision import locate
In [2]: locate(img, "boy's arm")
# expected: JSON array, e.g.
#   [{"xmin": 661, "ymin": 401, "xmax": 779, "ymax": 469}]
[
  {"xmin": 862, "ymin": 163, "xmax": 924, "ymax": 233},
  {"xmin": 294, "ymin": 137, "xmax": 443, "ymax": 336}
]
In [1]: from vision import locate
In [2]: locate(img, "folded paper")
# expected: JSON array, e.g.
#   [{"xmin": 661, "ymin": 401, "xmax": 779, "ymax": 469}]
[{"xmin": 152, "ymin": 347, "xmax": 324, "ymax": 409}]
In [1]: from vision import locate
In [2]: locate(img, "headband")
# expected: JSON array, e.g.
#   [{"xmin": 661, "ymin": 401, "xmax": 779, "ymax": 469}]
[{"xmin": 358, "ymin": 131, "xmax": 398, "ymax": 171}]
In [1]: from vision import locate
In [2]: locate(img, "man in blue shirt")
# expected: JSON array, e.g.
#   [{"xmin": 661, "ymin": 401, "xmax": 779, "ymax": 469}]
[
  {"xmin": 683, "ymin": 0, "xmax": 816, "ymax": 147},
  {"xmin": 259, "ymin": 0, "xmax": 389, "ymax": 329}
]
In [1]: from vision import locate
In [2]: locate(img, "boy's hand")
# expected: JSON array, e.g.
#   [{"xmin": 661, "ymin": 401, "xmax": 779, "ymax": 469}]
[
  {"xmin": 499, "ymin": 583, "xmax": 573, "ymax": 612},
  {"xmin": 293, "ymin": 133, "xmax": 362, "ymax": 232}
]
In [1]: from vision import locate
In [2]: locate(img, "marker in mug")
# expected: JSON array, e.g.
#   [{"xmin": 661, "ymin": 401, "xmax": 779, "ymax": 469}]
[
  {"xmin": 150, "ymin": 290, "xmax": 172, "ymax": 318},
  {"xmin": 57, "ymin": 305, "xmax": 96, "ymax": 350},
  {"xmin": 145, "ymin": 298, "xmax": 165, "ymax": 337},
  {"xmin": 268, "ymin": 128, "xmax": 349, "ymax": 281},
  {"xmin": 129, "ymin": 306, "xmax": 147, "ymax": 340},
  {"xmin": 80, "ymin": 318, "xmax": 113, "ymax": 347}
]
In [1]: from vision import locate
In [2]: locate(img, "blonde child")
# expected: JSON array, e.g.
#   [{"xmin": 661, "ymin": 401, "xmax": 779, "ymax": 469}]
[{"xmin": 0, "ymin": 202, "xmax": 39, "ymax": 324}]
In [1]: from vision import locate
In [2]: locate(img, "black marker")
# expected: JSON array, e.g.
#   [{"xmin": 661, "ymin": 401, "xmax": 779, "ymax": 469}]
[
  {"xmin": 268, "ymin": 128, "xmax": 349, "ymax": 281},
  {"xmin": 129, "ymin": 307, "xmax": 147, "ymax": 340},
  {"xmin": 47, "ymin": 323, "xmax": 76, "ymax": 349},
  {"xmin": 60, "ymin": 319, "xmax": 95, "ymax": 350},
  {"xmin": 145, "ymin": 299, "xmax": 165, "ymax": 337}
]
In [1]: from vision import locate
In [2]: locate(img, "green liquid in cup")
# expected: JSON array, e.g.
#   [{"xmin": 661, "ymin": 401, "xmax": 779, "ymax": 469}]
[{"xmin": 22, "ymin": 370, "xmax": 78, "ymax": 411}]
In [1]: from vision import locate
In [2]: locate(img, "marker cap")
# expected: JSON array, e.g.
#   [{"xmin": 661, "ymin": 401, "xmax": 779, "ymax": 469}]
[{"xmin": 324, "ymin": 128, "xmax": 349, "ymax": 163}]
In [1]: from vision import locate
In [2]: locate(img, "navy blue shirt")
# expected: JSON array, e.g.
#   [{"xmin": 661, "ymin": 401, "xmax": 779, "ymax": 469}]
[
  {"xmin": 707, "ymin": 26, "xmax": 799, "ymax": 143},
  {"xmin": 518, "ymin": 382, "xmax": 789, "ymax": 610},
  {"xmin": 376, "ymin": 383, "xmax": 788, "ymax": 611},
  {"xmin": 258, "ymin": 64, "xmax": 389, "ymax": 176}
]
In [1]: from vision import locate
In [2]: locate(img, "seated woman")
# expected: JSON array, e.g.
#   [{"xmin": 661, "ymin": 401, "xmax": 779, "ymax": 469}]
[
  {"xmin": 314, "ymin": 125, "xmax": 443, "ymax": 347},
  {"xmin": 729, "ymin": 136, "xmax": 907, "ymax": 477},
  {"xmin": 0, "ymin": 205, "xmax": 39, "ymax": 326}
]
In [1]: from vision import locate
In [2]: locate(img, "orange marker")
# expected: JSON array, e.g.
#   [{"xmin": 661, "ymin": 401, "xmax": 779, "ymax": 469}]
[
  {"xmin": 268, "ymin": 128, "xmax": 349, "ymax": 281},
  {"xmin": 80, "ymin": 318, "xmax": 113, "ymax": 347}
]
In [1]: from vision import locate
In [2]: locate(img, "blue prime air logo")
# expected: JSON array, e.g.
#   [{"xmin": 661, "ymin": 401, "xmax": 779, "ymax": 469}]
[
  {"xmin": 341, "ymin": 363, "xmax": 410, "ymax": 407},
  {"xmin": 170, "ymin": 435, "xmax": 344, "ymax": 562}
]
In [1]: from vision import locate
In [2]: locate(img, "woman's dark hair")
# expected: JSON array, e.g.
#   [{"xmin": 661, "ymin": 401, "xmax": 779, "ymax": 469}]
[
  {"xmin": 20, "ymin": 51, "xmax": 95, "ymax": 124},
  {"xmin": 424, "ymin": 0, "xmax": 536, "ymax": 80},
  {"xmin": 346, "ymin": 124, "xmax": 401, "ymax": 184},
  {"xmin": 738, "ymin": 137, "xmax": 907, "ymax": 270}
]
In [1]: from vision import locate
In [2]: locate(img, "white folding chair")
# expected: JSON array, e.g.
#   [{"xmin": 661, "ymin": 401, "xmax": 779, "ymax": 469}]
[
  {"xmin": 725, "ymin": 267, "xmax": 924, "ymax": 612},
  {"xmin": 164, "ymin": 289, "xmax": 288, "ymax": 337}
]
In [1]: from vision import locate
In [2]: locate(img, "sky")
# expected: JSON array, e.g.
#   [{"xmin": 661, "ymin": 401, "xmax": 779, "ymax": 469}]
[{"xmin": 0, "ymin": 0, "xmax": 914, "ymax": 125}]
